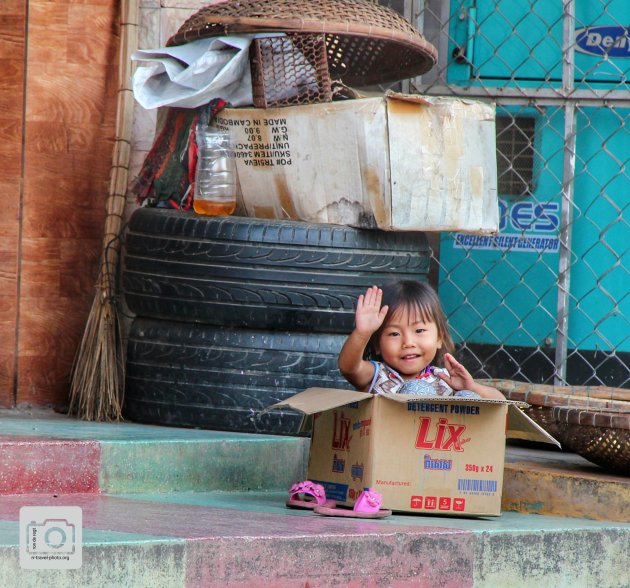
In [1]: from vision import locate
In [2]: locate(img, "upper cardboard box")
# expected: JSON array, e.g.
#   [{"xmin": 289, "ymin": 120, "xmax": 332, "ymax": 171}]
[{"xmin": 216, "ymin": 92, "xmax": 500, "ymax": 233}]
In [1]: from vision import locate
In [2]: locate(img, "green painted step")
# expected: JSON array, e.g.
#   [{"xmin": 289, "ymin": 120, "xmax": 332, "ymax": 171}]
[{"xmin": 0, "ymin": 412, "xmax": 308, "ymax": 494}]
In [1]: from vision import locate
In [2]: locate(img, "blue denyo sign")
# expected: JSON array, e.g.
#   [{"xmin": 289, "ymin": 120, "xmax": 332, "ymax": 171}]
[{"xmin": 576, "ymin": 26, "xmax": 630, "ymax": 57}]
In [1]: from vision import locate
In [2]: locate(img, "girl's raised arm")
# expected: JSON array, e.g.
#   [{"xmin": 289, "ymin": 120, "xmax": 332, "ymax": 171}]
[{"xmin": 338, "ymin": 286, "xmax": 388, "ymax": 391}]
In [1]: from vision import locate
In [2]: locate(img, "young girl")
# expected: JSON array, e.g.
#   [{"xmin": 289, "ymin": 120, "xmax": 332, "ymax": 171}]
[{"xmin": 338, "ymin": 280, "xmax": 504, "ymax": 399}]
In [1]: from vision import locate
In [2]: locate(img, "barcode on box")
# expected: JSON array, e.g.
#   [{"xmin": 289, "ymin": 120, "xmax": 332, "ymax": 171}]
[{"xmin": 457, "ymin": 479, "xmax": 498, "ymax": 494}]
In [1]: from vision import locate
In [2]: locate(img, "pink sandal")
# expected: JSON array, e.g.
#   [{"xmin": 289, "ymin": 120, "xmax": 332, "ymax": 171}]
[
  {"xmin": 314, "ymin": 488, "xmax": 392, "ymax": 519},
  {"xmin": 286, "ymin": 480, "xmax": 336, "ymax": 510}
]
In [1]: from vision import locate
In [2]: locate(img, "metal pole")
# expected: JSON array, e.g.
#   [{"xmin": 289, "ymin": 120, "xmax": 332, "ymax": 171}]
[{"xmin": 555, "ymin": 0, "xmax": 577, "ymax": 385}]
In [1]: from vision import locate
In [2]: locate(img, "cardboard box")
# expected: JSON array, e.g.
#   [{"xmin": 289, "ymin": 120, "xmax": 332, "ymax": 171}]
[
  {"xmin": 215, "ymin": 92, "xmax": 499, "ymax": 233},
  {"xmin": 270, "ymin": 388, "xmax": 558, "ymax": 517}
]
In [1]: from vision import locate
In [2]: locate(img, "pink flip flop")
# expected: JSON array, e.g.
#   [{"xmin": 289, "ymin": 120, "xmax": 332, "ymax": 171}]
[
  {"xmin": 286, "ymin": 480, "xmax": 336, "ymax": 510},
  {"xmin": 314, "ymin": 488, "xmax": 392, "ymax": 519}
]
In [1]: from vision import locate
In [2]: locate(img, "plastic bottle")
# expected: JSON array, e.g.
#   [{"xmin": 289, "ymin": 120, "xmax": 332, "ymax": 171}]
[{"xmin": 193, "ymin": 125, "xmax": 237, "ymax": 216}]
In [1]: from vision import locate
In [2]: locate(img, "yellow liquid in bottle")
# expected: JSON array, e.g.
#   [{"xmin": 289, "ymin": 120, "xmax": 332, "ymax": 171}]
[{"xmin": 193, "ymin": 199, "xmax": 236, "ymax": 216}]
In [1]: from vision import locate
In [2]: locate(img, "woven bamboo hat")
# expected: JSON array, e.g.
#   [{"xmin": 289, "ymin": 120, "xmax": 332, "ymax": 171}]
[{"xmin": 167, "ymin": 0, "xmax": 438, "ymax": 85}]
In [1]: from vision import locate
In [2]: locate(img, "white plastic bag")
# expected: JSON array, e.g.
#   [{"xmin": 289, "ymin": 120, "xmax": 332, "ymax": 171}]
[{"xmin": 131, "ymin": 35, "xmax": 260, "ymax": 109}]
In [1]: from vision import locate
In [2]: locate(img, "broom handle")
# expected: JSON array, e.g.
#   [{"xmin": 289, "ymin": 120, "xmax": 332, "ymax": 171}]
[{"xmin": 101, "ymin": 0, "xmax": 139, "ymax": 295}]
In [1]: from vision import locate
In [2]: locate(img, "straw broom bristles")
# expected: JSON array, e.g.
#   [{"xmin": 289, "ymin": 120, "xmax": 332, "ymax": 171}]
[{"xmin": 68, "ymin": 0, "xmax": 139, "ymax": 421}]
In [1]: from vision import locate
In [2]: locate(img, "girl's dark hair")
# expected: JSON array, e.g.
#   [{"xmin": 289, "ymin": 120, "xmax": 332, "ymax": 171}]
[{"xmin": 367, "ymin": 280, "xmax": 454, "ymax": 366}]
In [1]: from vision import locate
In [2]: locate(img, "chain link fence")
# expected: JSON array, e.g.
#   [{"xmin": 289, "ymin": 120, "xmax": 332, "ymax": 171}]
[{"xmin": 384, "ymin": 0, "xmax": 629, "ymax": 388}]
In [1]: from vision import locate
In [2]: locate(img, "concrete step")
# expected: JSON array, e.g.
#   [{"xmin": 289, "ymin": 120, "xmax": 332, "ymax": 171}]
[
  {"xmin": 1, "ymin": 409, "xmax": 628, "ymax": 524},
  {"xmin": 1, "ymin": 490, "xmax": 629, "ymax": 588},
  {"xmin": 504, "ymin": 444, "xmax": 630, "ymax": 522},
  {"xmin": 1, "ymin": 409, "xmax": 629, "ymax": 587},
  {"xmin": 0, "ymin": 411, "xmax": 308, "ymax": 495}
]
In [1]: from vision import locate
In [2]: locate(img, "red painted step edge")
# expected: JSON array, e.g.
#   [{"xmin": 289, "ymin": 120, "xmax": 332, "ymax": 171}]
[{"xmin": 0, "ymin": 436, "xmax": 100, "ymax": 494}]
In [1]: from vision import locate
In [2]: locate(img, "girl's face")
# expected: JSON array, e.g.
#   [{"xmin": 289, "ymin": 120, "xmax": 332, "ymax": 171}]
[{"xmin": 375, "ymin": 305, "xmax": 442, "ymax": 380}]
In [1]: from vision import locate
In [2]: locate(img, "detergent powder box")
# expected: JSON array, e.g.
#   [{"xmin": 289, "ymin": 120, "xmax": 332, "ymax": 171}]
[
  {"xmin": 214, "ymin": 92, "xmax": 499, "ymax": 233},
  {"xmin": 269, "ymin": 388, "xmax": 558, "ymax": 517}
]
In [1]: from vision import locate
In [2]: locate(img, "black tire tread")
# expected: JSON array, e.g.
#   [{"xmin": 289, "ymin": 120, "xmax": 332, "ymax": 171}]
[
  {"xmin": 122, "ymin": 208, "xmax": 430, "ymax": 331},
  {"xmin": 123, "ymin": 318, "xmax": 352, "ymax": 435}
]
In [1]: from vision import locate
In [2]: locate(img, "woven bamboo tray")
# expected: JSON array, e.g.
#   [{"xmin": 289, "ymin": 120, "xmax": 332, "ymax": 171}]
[
  {"xmin": 481, "ymin": 379, "xmax": 630, "ymax": 473},
  {"xmin": 552, "ymin": 407, "xmax": 630, "ymax": 475},
  {"xmin": 480, "ymin": 379, "xmax": 630, "ymax": 439},
  {"xmin": 167, "ymin": 0, "xmax": 438, "ymax": 85},
  {"xmin": 482, "ymin": 379, "xmax": 630, "ymax": 402}
]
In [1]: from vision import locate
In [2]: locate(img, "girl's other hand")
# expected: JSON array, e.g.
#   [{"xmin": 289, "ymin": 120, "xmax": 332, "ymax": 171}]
[
  {"xmin": 437, "ymin": 353, "xmax": 475, "ymax": 391},
  {"xmin": 355, "ymin": 286, "xmax": 388, "ymax": 337},
  {"xmin": 436, "ymin": 353, "xmax": 505, "ymax": 399}
]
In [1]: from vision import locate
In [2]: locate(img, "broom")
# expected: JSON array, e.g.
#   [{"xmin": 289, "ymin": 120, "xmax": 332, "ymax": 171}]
[{"xmin": 68, "ymin": 0, "xmax": 140, "ymax": 421}]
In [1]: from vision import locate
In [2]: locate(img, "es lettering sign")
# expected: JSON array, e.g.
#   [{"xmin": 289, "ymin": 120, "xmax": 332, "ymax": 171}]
[{"xmin": 499, "ymin": 200, "xmax": 560, "ymax": 232}]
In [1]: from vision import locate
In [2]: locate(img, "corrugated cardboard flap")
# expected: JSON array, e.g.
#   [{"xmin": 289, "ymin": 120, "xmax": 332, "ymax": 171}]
[
  {"xmin": 264, "ymin": 387, "xmax": 373, "ymax": 415},
  {"xmin": 507, "ymin": 404, "xmax": 560, "ymax": 446},
  {"xmin": 385, "ymin": 90, "xmax": 431, "ymax": 106},
  {"xmin": 380, "ymin": 393, "xmax": 512, "ymax": 405},
  {"xmin": 385, "ymin": 90, "xmax": 496, "ymax": 118}
]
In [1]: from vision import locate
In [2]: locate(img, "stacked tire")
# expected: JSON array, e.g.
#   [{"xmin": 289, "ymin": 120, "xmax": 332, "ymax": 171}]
[{"xmin": 121, "ymin": 208, "xmax": 430, "ymax": 435}]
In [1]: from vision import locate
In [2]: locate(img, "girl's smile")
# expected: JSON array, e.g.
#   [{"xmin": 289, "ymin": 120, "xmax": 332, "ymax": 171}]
[{"xmin": 375, "ymin": 307, "xmax": 442, "ymax": 380}]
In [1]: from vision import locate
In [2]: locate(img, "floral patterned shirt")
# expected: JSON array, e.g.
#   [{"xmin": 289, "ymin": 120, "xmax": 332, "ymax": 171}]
[{"xmin": 367, "ymin": 361, "xmax": 454, "ymax": 396}]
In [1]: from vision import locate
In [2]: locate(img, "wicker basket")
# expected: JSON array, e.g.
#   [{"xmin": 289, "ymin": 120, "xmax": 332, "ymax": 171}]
[
  {"xmin": 250, "ymin": 33, "xmax": 332, "ymax": 108},
  {"xmin": 482, "ymin": 379, "xmax": 630, "ymax": 402},
  {"xmin": 167, "ymin": 0, "xmax": 437, "ymax": 86},
  {"xmin": 552, "ymin": 407, "xmax": 630, "ymax": 475},
  {"xmin": 497, "ymin": 387, "xmax": 629, "ymax": 440}
]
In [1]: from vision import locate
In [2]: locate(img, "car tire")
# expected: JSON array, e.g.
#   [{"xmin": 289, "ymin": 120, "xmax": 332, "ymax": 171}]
[
  {"xmin": 122, "ymin": 208, "xmax": 430, "ymax": 332},
  {"xmin": 123, "ymin": 317, "xmax": 352, "ymax": 435}
]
